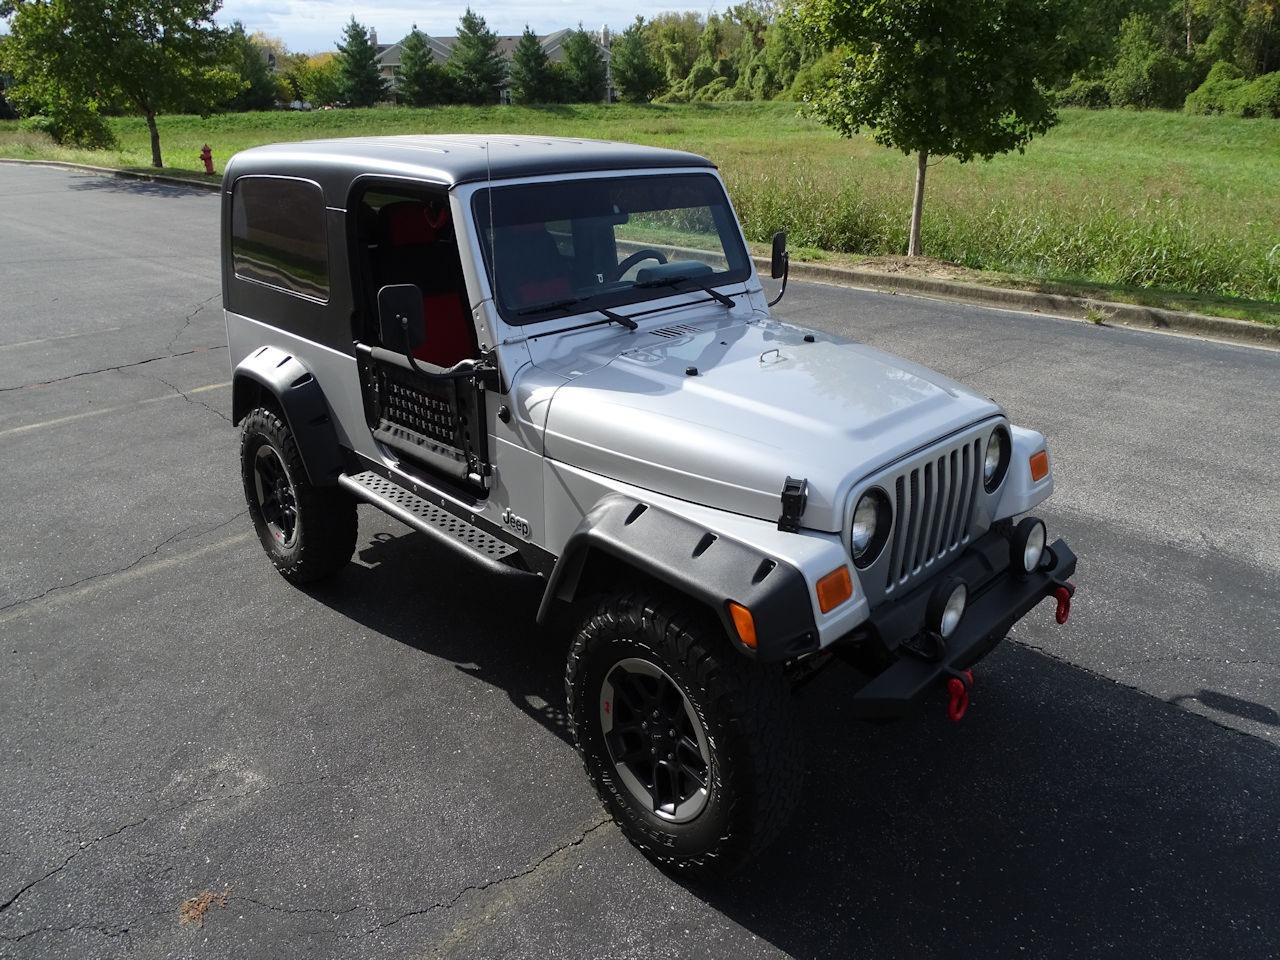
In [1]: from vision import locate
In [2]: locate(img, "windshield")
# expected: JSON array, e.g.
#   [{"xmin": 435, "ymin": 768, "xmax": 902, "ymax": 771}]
[{"xmin": 471, "ymin": 173, "xmax": 751, "ymax": 325}]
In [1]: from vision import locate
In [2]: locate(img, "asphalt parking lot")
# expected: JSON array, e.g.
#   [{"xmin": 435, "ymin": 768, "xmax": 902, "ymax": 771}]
[{"xmin": 1, "ymin": 163, "xmax": 1277, "ymax": 959}]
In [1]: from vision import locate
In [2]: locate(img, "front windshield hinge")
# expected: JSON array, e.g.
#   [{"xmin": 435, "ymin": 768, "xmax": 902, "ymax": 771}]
[{"xmin": 778, "ymin": 476, "xmax": 809, "ymax": 533}]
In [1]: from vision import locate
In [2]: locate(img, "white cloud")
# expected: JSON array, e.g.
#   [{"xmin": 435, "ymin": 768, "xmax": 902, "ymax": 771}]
[{"xmin": 216, "ymin": 0, "xmax": 643, "ymax": 53}]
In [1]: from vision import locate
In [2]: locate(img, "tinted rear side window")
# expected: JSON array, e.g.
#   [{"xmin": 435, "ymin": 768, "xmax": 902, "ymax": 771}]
[{"xmin": 231, "ymin": 177, "xmax": 329, "ymax": 301}]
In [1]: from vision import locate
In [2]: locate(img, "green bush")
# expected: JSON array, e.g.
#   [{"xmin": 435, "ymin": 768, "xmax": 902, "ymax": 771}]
[
  {"xmin": 787, "ymin": 49, "xmax": 845, "ymax": 104},
  {"xmin": 691, "ymin": 76, "xmax": 733, "ymax": 101},
  {"xmin": 19, "ymin": 100, "xmax": 116, "ymax": 149},
  {"xmin": 1186, "ymin": 64, "xmax": 1280, "ymax": 118},
  {"xmin": 1057, "ymin": 78, "xmax": 1111, "ymax": 109},
  {"xmin": 652, "ymin": 88, "xmax": 690, "ymax": 104},
  {"xmin": 1233, "ymin": 72, "xmax": 1280, "ymax": 118},
  {"xmin": 1184, "ymin": 61, "xmax": 1246, "ymax": 114}
]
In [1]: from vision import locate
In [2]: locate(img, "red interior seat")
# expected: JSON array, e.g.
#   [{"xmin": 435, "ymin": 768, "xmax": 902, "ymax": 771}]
[
  {"xmin": 379, "ymin": 203, "xmax": 475, "ymax": 369},
  {"xmin": 495, "ymin": 223, "xmax": 573, "ymax": 308}
]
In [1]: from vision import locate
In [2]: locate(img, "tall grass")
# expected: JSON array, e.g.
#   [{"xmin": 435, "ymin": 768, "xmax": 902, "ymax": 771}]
[
  {"xmin": 3, "ymin": 101, "xmax": 1277, "ymax": 304},
  {"xmin": 731, "ymin": 173, "xmax": 1279, "ymax": 300}
]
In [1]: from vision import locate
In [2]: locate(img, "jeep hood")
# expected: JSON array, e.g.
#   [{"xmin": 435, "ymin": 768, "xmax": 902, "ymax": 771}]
[{"xmin": 539, "ymin": 317, "xmax": 1001, "ymax": 532}]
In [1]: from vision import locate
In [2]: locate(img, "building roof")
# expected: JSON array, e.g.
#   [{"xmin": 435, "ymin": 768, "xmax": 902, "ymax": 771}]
[{"xmin": 225, "ymin": 135, "xmax": 715, "ymax": 199}]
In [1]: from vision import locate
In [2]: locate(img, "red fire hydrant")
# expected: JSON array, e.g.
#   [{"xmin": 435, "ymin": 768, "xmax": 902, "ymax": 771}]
[{"xmin": 200, "ymin": 144, "xmax": 214, "ymax": 175}]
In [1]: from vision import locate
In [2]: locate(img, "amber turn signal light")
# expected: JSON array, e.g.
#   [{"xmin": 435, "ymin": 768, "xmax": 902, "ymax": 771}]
[
  {"xmin": 727, "ymin": 601, "xmax": 757, "ymax": 649},
  {"xmin": 1029, "ymin": 449, "xmax": 1050, "ymax": 482},
  {"xmin": 815, "ymin": 566, "xmax": 853, "ymax": 613}
]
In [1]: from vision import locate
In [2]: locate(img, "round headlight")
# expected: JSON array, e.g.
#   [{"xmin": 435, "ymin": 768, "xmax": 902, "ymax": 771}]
[
  {"xmin": 1012, "ymin": 516, "xmax": 1047, "ymax": 574},
  {"xmin": 850, "ymin": 488, "xmax": 891, "ymax": 568},
  {"xmin": 984, "ymin": 427, "xmax": 1010, "ymax": 492},
  {"xmin": 928, "ymin": 578, "xmax": 968, "ymax": 638}
]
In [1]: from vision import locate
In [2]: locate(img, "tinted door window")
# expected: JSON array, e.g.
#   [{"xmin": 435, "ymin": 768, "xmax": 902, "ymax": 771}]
[{"xmin": 231, "ymin": 177, "xmax": 329, "ymax": 301}]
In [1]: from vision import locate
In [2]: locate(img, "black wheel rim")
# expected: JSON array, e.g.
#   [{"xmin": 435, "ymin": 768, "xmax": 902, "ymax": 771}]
[
  {"xmin": 599, "ymin": 657, "xmax": 711, "ymax": 822},
  {"xmin": 253, "ymin": 444, "xmax": 298, "ymax": 548}
]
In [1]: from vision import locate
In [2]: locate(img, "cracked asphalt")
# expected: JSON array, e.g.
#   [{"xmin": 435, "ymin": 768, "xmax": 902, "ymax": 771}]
[{"xmin": 1, "ymin": 164, "xmax": 1277, "ymax": 959}]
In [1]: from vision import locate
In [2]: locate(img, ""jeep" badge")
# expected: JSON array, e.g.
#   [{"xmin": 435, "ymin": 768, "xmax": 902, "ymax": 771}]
[{"xmin": 500, "ymin": 508, "xmax": 531, "ymax": 539}]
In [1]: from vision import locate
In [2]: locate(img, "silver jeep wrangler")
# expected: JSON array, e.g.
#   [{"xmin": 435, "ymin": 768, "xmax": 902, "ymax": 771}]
[{"xmin": 222, "ymin": 135, "xmax": 1077, "ymax": 875}]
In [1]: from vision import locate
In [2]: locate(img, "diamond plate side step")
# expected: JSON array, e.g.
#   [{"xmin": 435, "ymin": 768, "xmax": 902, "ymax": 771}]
[{"xmin": 339, "ymin": 471, "xmax": 526, "ymax": 575}]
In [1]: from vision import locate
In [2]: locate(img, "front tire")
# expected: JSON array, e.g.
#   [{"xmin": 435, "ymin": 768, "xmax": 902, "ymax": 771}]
[
  {"xmin": 240, "ymin": 406, "xmax": 357, "ymax": 584},
  {"xmin": 566, "ymin": 591, "xmax": 802, "ymax": 877}
]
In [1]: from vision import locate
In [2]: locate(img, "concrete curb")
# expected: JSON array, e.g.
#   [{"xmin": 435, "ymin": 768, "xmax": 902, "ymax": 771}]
[
  {"xmin": 6, "ymin": 158, "xmax": 1274, "ymax": 350},
  {"xmin": 754, "ymin": 255, "xmax": 1280, "ymax": 350},
  {"xmin": 0, "ymin": 157, "xmax": 220, "ymax": 193}
]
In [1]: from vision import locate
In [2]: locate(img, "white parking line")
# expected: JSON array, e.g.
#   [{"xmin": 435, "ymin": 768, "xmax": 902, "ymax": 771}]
[
  {"xmin": 0, "ymin": 381, "xmax": 232, "ymax": 439},
  {"xmin": 0, "ymin": 531, "xmax": 255, "ymax": 626},
  {"xmin": 0, "ymin": 326, "xmax": 126, "ymax": 351}
]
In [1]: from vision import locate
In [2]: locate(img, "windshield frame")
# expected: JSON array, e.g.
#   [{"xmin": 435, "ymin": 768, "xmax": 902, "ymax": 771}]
[{"xmin": 468, "ymin": 169, "xmax": 753, "ymax": 327}]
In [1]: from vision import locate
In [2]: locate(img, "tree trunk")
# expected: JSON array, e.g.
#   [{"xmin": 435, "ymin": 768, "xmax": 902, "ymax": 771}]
[
  {"xmin": 145, "ymin": 110, "xmax": 163, "ymax": 168},
  {"xmin": 908, "ymin": 149, "xmax": 928, "ymax": 258}
]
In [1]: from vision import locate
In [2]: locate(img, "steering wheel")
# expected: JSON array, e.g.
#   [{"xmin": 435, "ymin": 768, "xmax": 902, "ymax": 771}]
[{"xmin": 613, "ymin": 248, "xmax": 668, "ymax": 281}]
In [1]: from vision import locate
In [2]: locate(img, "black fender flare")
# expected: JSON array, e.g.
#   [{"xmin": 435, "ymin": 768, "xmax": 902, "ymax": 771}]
[
  {"xmin": 537, "ymin": 494, "xmax": 819, "ymax": 662},
  {"xmin": 231, "ymin": 346, "xmax": 344, "ymax": 486}
]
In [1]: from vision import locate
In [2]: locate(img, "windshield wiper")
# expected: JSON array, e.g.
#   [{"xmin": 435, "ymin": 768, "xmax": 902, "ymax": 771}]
[
  {"xmin": 634, "ymin": 274, "xmax": 736, "ymax": 307},
  {"xmin": 516, "ymin": 297, "xmax": 637, "ymax": 332},
  {"xmin": 515, "ymin": 297, "xmax": 585, "ymax": 317}
]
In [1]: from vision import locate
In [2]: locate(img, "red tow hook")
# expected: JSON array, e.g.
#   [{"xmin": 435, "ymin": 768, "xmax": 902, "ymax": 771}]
[
  {"xmin": 946, "ymin": 669, "xmax": 974, "ymax": 723},
  {"xmin": 1053, "ymin": 581, "xmax": 1076, "ymax": 625}
]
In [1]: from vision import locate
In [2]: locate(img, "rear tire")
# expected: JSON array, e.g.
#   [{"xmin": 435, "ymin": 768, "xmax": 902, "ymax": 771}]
[
  {"xmin": 566, "ymin": 590, "xmax": 802, "ymax": 878},
  {"xmin": 240, "ymin": 406, "xmax": 357, "ymax": 584}
]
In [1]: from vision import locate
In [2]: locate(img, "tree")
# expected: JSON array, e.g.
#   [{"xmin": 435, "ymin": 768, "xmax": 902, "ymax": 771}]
[
  {"xmin": 337, "ymin": 17, "xmax": 387, "ymax": 107},
  {"xmin": 739, "ymin": 9, "xmax": 813, "ymax": 99},
  {"xmin": 447, "ymin": 8, "xmax": 506, "ymax": 105},
  {"xmin": 1104, "ymin": 13, "xmax": 1193, "ymax": 108},
  {"xmin": 649, "ymin": 12, "xmax": 704, "ymax": 84},
  {"xmin": 397, "ymin": 25, "xmax": 451, "ymax": 106},
  {"xmin": 0, "ymin": 4, "xmax": 112, "ymax": 141},
  {"xmin": 1, "ymin": 0, "xmax": 238, "ymax": 166},
  {"xmin": 798, "ymin": 0, "xmax": 1068, "ymax": 256},
  {"xmin": 612, "ymin": 17, "xmax": 666, "ymax": 102},
  {"xmin": 250, "ymin": 31, "xmax": 289, "ymax": 71},
  {"xmin": 509, "ymin": 26, "xmax": 558, "ymax": 103},
  {"xmin": 560, "ymin": 26, "xmax": 607, "ymax": 102},
  {"xmin": 0, "ymin": 57, "xmax": 16, "ymax": 120},
  {"xmin": 225, "ymin": 20, "xmax": 278, "ymax": 111},
  {"xmin": 288, "ymin": 53, "xmax": 342, "ymax": 106}
]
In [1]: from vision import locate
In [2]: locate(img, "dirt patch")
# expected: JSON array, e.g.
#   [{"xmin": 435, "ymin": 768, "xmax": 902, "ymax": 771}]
[
  {"xmin": 179, "ymin": 889, "xmax": 231, "ymax": 928},
  {"xmin": 844, "ymin": 255, "xmax": 981, "ymax": 281}
]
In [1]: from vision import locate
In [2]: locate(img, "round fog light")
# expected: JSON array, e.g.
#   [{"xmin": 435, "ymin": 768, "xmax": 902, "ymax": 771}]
[
  {"xmin": 1013, "ymin": 517, "xmax": 1047, "ymax": 574},
  {"xmin": 928, "ymin": 578, "xmax": 968, "ymax": 639}
]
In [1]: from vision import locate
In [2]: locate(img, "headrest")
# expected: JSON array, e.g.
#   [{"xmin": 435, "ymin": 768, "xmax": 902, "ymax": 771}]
[{"xmin": 382, "ymin": 202, "xmax": 451, "ymax": 247}]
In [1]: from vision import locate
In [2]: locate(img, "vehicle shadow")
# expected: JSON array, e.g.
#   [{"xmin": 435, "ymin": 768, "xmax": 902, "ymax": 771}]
[
  {"xmin": 689, "ymin": 647, "xmax": 1280, "ymax": 958},
  {"xmin": 67, "ymin": 173, "xmax": 215, "ymax": 199},
  {"xmin": 307, "ymin": 527, "xmax": 574, "ymax": 747},
  {"xmin": 308, "ymin": 527, "xmax": 1279, "ymax": 958}
]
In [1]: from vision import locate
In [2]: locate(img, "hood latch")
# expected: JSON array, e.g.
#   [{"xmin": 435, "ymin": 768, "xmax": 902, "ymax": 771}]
[{"xmin": 777, "ymin": 476, "xmax": 809, "ymax": 533}]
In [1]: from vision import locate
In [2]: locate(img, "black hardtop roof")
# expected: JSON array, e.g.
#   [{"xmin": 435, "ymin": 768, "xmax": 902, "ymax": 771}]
[{"xmin": 225, "ymin": 134, "xmax": 716, "ymax": 197}]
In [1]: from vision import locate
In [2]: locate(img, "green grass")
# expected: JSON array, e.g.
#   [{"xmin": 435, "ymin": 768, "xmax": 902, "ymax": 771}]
[{"xmin": 3, "ymin": 102, "xmax": 1277, "ymax": 320}]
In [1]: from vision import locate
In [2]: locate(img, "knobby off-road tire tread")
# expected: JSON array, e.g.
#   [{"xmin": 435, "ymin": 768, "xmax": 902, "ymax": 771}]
[
  {"xmin": 240, "ymin": 406, "xmax": 357, "ymax": 584},
  {"xmin": 566, "ymin": 589, "xmax": 803, "ymax": 877}
]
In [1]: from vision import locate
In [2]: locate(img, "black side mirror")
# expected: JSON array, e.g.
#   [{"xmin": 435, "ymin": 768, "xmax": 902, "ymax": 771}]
[
  {"xmin": 377, "ymin": 284, "xmax": 424, "ymax": 354},
  {"xmin": 770, "ymin": 231, "xmax": 788, "ymax": 280}
]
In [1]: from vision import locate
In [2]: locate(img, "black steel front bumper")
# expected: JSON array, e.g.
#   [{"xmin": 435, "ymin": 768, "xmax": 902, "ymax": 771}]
[{"xmin": 841, "ymin": 529, "xmax": 1077, "ymax": 719}]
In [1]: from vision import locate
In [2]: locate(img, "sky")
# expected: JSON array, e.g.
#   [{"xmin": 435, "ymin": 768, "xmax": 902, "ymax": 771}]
[{"xmin": 215, "ymin": 0, "xmax": 653, "ymax": 53}]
